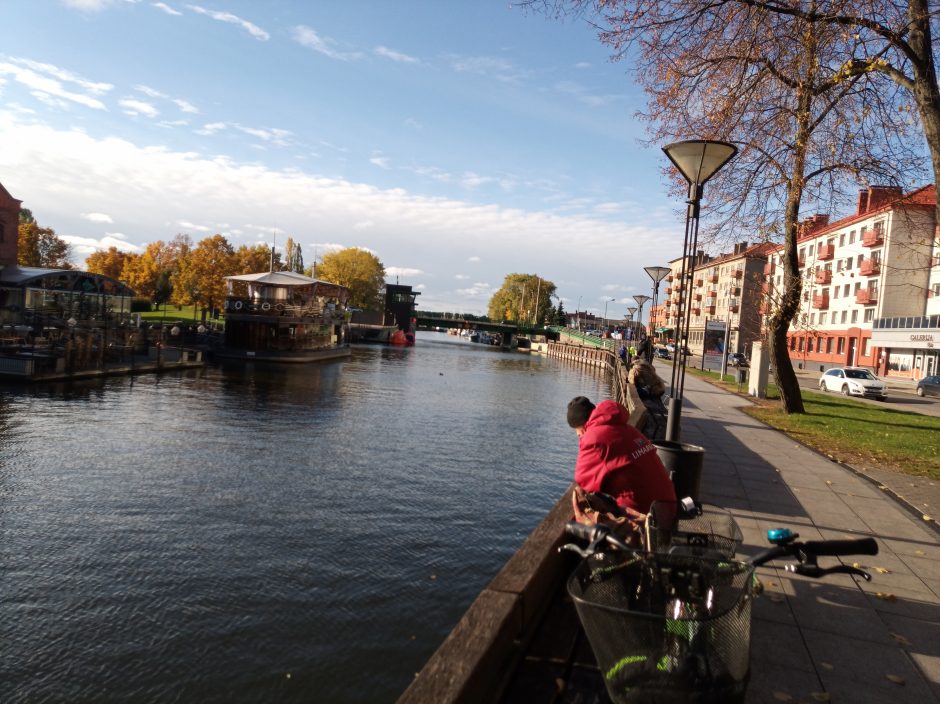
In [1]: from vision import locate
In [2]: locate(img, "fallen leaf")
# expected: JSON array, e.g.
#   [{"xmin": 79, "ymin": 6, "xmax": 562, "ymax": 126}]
[
  {"xmin": 852, "ymin": 562, "xmax": 862, "ymax": 569},
  {"xmin": 810, "ymin": 693, "xmax": 831, "ymax": 702},
  {"xmin": 773, "ymin": 692, "xmax": 793, "ymax": 702},
  {"xmin": 875, "ymin": 567, "xmax": 890, "ymax": 574},
  {"xmin": 915, "ymin": 550, "xmax": 925, "ymax": 556},
  {"xmin": 876, "ymin": 592, "xmax": 897, "ymax": 602},
  {"xmin": 885, "ymin": 674, "xmax": 905, "ymax": 685},
  {"xmin": 820, "ymin": 662, "xmax": 834, "ymax": 670},
  {"xmin": 826, "ymin": 480, "xmax": 833, "ymax": 486},
  {"xmin": 430, "ymin": 575, "xmax": 437, "ymax": 580},
  {"xmin": 923, "ymin": 515, "xmax": 934, "ymax": 522},
  {"xmin": 890, "ymin": 633, "xmax": 912, "ymax": 647}
]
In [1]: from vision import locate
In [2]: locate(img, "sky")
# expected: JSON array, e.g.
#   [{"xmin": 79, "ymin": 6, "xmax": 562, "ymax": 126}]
[{"xmin": 0, "ymin": 0, "xmax": 688, "ymax": 317}]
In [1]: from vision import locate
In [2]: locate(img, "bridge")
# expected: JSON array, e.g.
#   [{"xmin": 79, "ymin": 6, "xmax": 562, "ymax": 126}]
[{"xmin": 414, "ymin": 316, "xmax": 558, "ymax": 346}]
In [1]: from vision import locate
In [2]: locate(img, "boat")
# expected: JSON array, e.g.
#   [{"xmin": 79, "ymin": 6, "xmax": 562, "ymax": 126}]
[{"xmin": 217, "ymin": 269, "xmax": 351, "ymax": 363}]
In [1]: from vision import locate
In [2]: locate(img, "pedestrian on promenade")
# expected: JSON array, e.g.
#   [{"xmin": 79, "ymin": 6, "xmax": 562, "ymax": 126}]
[
  {"xmin": 567, "ymin": 396, "xmax": 675, "ymax": 515},
  {"xmin": 618, "ymin": 344, "xmax": 628, "ymax": 366}
]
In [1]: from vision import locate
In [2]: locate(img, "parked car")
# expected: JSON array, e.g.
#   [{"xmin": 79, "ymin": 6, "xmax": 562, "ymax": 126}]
[
  {"xmin": 916, "ymin": 375, "xmax": 940, "ymax": 397},
  {"xmin": 818, "ymin": 367, "xmax": 888, "ymax": 400},
  {"xmin": 655, "ymin": 347, "xmax": 670, "ymax": 360},
  {"xmin": 728, "ymin": 352, "xmax": 749, "ymax": 367}
]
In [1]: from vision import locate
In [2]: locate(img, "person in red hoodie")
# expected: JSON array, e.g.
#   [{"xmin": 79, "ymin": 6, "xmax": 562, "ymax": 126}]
[{"xmin": 567, "ymin": 396, "xmax": 676, "ymax": 514}]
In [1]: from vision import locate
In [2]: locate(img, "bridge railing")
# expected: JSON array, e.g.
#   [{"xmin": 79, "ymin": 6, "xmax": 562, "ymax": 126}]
[{"xmin": 558, "ymin": 329, "xmax": 617, "ymax": 351}]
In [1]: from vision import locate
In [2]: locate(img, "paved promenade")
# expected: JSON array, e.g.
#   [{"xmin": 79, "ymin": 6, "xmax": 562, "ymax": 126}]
[{"xmin": 675, "ymin": 371, "xmax": 940, "ymax": 703}]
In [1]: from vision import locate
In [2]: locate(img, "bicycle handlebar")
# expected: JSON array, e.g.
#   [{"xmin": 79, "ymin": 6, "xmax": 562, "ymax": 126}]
[
  {"xmin": 560, "ymin": 522, "xmax": 635, "ymax": 558},
  {"xmin": 800, "ymin": 537, "xmax": 878, "ymax": 557}
]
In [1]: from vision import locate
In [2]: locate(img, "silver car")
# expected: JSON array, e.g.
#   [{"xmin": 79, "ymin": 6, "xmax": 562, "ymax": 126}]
[{"xmin": 818, "ymin": 367, "xmax": 888, "ymax": 400}]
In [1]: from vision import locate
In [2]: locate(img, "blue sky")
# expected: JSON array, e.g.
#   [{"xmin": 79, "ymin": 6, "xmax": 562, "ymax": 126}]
[{"xmin": 0, "ymin": 0, "xmax": 685, "ymax": 316}]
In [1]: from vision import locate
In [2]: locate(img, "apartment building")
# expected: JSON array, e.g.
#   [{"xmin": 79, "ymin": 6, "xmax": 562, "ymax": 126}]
[
  {"xmin": 660, "ymin": 242, "xmax": 771, "ymax": 357},
  {"xmin": 763, "ymin": 185, "xmax": 938, "ymax": 380}
]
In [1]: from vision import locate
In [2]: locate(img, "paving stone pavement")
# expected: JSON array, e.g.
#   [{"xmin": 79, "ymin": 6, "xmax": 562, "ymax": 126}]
[{"xmin": 675, "ymin": 372, "xmax": 940, "ymax": 704}]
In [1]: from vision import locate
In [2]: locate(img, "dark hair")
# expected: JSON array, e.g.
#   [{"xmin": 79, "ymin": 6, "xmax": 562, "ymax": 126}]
[{"xmin": 567, "ymin": 396, "xmax": 595, "ymax": 428}]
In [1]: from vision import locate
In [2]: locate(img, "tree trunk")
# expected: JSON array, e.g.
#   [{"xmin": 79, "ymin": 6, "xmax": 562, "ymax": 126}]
[{"xmin": 906, "ymin": 0, "xmax": 940, "ymax": 239}]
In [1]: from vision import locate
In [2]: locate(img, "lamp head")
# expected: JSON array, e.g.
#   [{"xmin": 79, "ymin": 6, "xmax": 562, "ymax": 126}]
[
  {"xmin": 644, "ymin": 266, "xmax": 671, "ymax": 284},
  {"xmin": 662, "ymin": 140, "xmax": 738, "ymax": 186},
  {"xmin": 633, "ymin": 294, "xmax": 651, "ymax": 308}
]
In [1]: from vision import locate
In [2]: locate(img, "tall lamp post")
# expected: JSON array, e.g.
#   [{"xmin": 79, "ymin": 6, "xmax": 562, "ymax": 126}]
[
  {"xmin": 662, "ymin": 139, "xmax": 738, "ymax": 442},
  {"xmin": 626, "ymin": 306, "xmax": 637, "ymax": 342},
  {"xmin": 602, "ymin": 297, "xmax": 614, "ymax": 331},
  {"xmin": 632, "ymin": 294, "xmax": 651, "ymax": 340},
  {"xmin": 644, "ymin": 266, "xmax": 671, "ymax": 343}
]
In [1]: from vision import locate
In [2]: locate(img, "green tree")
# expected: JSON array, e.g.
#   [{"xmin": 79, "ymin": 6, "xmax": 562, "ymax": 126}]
[
  {"xmin": 554, "ymin": 300, "xmax": 567, "ymax": 326},
  {"xmin": 284, "ymin": 237, "xmax": 304, "ymax": 273},
  {"xmin": 487, "ymin": 274, "xmax": 557, "ymax": 323},
  {"xmin": 316, "ymin": 247, "xmax": 386, "ymax": 310},
  {"xmin": 17, "ymin": 220, "xmax": 72, "ymax": 269}
]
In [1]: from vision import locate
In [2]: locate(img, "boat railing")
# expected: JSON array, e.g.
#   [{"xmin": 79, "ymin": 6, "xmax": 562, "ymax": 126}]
[{"xmin": 224, "ymin": 298, "xmax": 331, "ymax": 318}]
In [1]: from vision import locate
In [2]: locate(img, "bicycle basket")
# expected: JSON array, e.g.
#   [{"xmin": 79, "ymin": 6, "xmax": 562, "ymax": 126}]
[
  {"xmin": 568, "ymin": 552, "xmax": 754, "ymax": 704},
  {"xmin": 646, "ymin": 502, "xmax": 743, "ymax": 560}
]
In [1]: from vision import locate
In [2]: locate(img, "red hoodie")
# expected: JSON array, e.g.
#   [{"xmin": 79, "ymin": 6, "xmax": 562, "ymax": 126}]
[{"xmin": 574, "ymin": 400, "xmax": 676, "ymax": 513}]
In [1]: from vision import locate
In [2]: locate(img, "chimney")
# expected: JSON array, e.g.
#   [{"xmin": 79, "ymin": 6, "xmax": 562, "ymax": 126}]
[{"xmin": 798, "ymin": 214, "xmax": 830, "ymax": 236}]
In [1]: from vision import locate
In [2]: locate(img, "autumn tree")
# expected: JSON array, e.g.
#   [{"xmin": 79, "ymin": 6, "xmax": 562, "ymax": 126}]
[
  {"xmin": 234, "ymin": 243, "xmax": 281, "ymax": 274},
  {"xmin": 17, "ymin": 219, "xmax": 72, "ymax": 269},
  {"xmin": 316, "ymin": 247, "xmax": 386, "ymax": 310},
  {"xmin": 545, "ymin": 1, "xmax": 923, "ymax": 413},
  {"xmin": 121, "ymin": 237, "xmax": 190, "ymax": 301},
  {"xmin": 487, "ymin": 274, "xmax": 557, "ymax": 323},
  {"xmin": 284, "ymin": 237, "xmax": 304, "ymax": 273},
  {"xmin": 85, "ymin": 246, "xmax": 131, "ymax": 280},
  {"xmin": 173, "ymin": 234, "xmax": 236, "ymax": 311}
]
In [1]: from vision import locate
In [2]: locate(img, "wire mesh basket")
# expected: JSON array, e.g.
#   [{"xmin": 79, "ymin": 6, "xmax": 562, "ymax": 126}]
[
  {"xmin": 568, "ymin": 551, "xmax": 754, "ymax": 704},
  {"xmin": 646, "ymin": 502, "xmax": 743, "ymax": 560}
]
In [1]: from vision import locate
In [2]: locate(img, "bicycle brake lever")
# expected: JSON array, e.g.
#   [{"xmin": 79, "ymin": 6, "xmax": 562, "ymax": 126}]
[
  {"xmin": 559, "ymin": 543, "xmax": 592, "ymax": 559},
  {"xmin": 787, "ymin": 564, "xmax": 872, "ymax": 581}
]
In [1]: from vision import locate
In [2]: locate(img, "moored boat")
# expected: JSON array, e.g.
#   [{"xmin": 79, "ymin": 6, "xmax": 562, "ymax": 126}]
[{"xmin": 217, "ymin": 270, "xmax": 351, "ymax": 363}]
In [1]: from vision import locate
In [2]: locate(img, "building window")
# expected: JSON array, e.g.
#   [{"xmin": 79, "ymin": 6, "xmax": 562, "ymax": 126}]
[
  {"xmin": 834, "ymin": 287, "xmax": 839, "ymax": 299},
  {"xmin": 798, "ymin": 338, "xmax": 804, "ymax": 352},
  {"xmin": 862, "ymin": 338, "xmax": 870, "ymax": 356},
  {"xmin": 843, "ymin": 284, "xmax": 850, "ymax": 297},
  {"xmin": 864, "ymin": 308, "xmax": 874, "ymax": 322},
  {"xmin": 790, "ymin": 337, "xmax": 797, "ymax": 350},
  {"xmin": 826, "ymin": 337, "xmax": 833, "ymax": 353},
  {"xmin": 838, "ymin": 337, "xmax": 846, "ymax": 354},
  {"xmin": 857, "ymin": 254, "xmax": 864, "ymax": 267},
  {"xmin": 820, "ymin": 311, "xmax": 828, "ymax": 324},
  {"xmin": 849, "ymin": 231, "xmax": 856, "ymax": 244},
  {"xmin": 851, "ymin": 310, "xmax": 858, "ymax": 323},
  {"xmin": 841, "ymin": 310, "xmax": 847, "ymax": 324},
  {"xmin": 807, "ymin": 338, "xmax": 814, "ymax": 352},
  {"xmin": 836, "ymin": 259, "xmax": 844, "ymax": 272},
  {"xmin": 808, "ymin": 244, "xmax": 815, "ymax": 255},
  {"xmin": 933, "ymin": 283, "xmax": 940, "ymax": 297},
  {"xmin": 810, "ymin": 312, "xmax": 816, "ymax": 324},
  {"xmin": 854, "ymin": 282, "xmax": 861, "ymax": 293},
  {"xmin": 845, "ymin": 257, "xmax": 853, "ymax": 271}
]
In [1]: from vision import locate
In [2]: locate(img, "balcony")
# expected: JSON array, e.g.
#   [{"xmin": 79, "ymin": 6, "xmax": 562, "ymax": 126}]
[
  {"xmin": 706, "ymin": 306, "xmax": 716, "ymax": 315},
  {"xmin": 666, "ymin": 275, "xmax": 673, "ymax": 282},
  {"xmin": 859, "ymin": 258, "xmax": 880, "ymax": 276},
  {"xmin": 763, "ymin": 263, "xmax": 775, "ymax": 276},
  {"xmin": 694, "ymin": 293, "xmax": 703, "ymax": 301},
  {"xmin": 856, "ymin": 289, "xmax": 878, "ymax": 305},
  {"xmin": 709, "ymin": 274, "xmax": 718, "ymax": 284},
  {"xmin": 732, "ymin": 269, "xmax": 743, "ymax": 279},
  {"xmin": 730, "ymin": 305, "xmax": 739, "ymax": 314},
  {"xmin": 812, "ymin": 294, "xmax": 830, "ymax": 310},
  {"xmin": 665, "ymin": 287, "xmax": 673, "ymax": 294},
  {"xmin": 695, "ymin": 278, "xmax": 704, "ymax": 287},
  {"xmin": 798, "ymin": 256, "xmax": 806, "ymax": 268},
  {"xmin": 817, "ymin": 244, "xmax": 835, "ymax": 261},
  {"xmin": 761, "ymin": 282, "xmax": 771, "ymax": 295},
  {"xmin": 815, "ymin": 269, "xmax": 832, "ymax": 284},
  {"xmin": 862, "ymin": 228, "xmax": 884, "ymax": 247},
  {"xmin": 692, "ymin": 307, "xmax": 701, "ymax": 316}
]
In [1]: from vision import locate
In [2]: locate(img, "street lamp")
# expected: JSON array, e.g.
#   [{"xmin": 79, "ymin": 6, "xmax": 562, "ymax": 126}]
[
  {"xmin": 662, "ymin": 139, "xmax": 738, "ymax": 442},
  {"xmin": 576, "ymin": 295, "xmax": 582, "ymax": 331},
  {"xmin": 644, "ymin": 266, "xmax": 671, "ymax": 343},
  {"xmin": 602, "ymin": 297, "xmax": 615, "ymax": 332},
  {"xmin": 626, "ymin": 305, "xmax": 637, "ymax": 342},
  {"xmin": 632, "ymin": 294, "xmax": 651, "ymax": 338}
]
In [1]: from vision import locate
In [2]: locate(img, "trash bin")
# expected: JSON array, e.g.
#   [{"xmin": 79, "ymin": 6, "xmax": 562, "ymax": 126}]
[{"xmin": 653, "ymin": 441, "xmax": 705, "ymax": 504}]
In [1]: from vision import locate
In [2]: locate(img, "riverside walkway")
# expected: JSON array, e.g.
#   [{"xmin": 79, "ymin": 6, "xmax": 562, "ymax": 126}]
[
  {"xmin": 403, "ymin": 366, "xmax": 940, "ymax": 703},
  {"xmin": 672, "ymin": 371, "xmax": 940, "ymax": 703}
]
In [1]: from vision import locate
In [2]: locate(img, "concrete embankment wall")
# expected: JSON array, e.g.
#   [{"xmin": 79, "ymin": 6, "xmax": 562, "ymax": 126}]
[{"xmin": 398, "ymin": 342, "xmax": 646, "ymax": 703}]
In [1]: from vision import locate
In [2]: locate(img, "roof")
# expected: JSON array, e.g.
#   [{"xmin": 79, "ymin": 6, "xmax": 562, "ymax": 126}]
[
  {"xmin": 225, "ymin": 270, "xmax": 348, "ymax": 290},
  {"xmin": 0, "ymin": 265, "xmax": 72, "ymax": 284}
]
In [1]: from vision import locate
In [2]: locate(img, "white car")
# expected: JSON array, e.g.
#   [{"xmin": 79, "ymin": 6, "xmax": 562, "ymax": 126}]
[{"xmin": 818, "ymin": 367, "xmax": 888, "ymax": 400}]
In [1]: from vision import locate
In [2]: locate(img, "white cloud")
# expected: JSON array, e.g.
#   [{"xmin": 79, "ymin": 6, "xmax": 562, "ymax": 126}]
[
  {"xmin": 177, "ymin": 220, "xmax": 211, "ymax": 232},
  {"xmin": 120, "ymin": 98, "xmax": 159, "ymax": 117},
  {"xmin": 353, "ymin": 220, "xmax": 374, "ymax": 230},
  {"xmin": 374, "ymin": 46, "xmax": 418, "ymax": 64},
  {"xmin": 81, "ymin": 212, "xmax": 114, "ymax": 223},
  {"xmin": 153, "ymin": 2, "xmax": 182, "ymax": 15},
  {"xmin": 0, "ymin": 59, "xmax": 110, "ymax": 110},
  {"xmin": 62, "ymin": 233, "xmax": 143, "ymax": 257},
  {"xmin": 455, "ymin": 274, "xmax": 469, "ymax": 280},
  {"xmin": 370, "ymin": 155, "xmax": 390, "ymax": 169},
  {"xmin": 234, "ymin": 124, "xmax": 291, "ymax": 145},
  {"xmin": 173, "ymin": 98, "xmax": 198, "ymax": 113},
  {"xmin": 449, "ymin": 55, "xmax": 528, "ymax": 83},
  {"xmin": 291, "ymin": 25, "xmax": 363, "ymax": 61},
  {"xmin": 467, "ymin": 256, "xmax": 481, "ymax": 263},
  {"xmin": 387, "ymin": 266, "xmax": 423, "ymax": 277},
  {"xmin": 574, "ymin": 61, "xmax": 591, "ymax": 69},
  {"xmin": 457, "ymin": 283, "xmax": 492, "ymax": 297},
  {"xmin": 187, "ymin": 4, "xmax": 269, "ymax": 41},
  {"xmin": 404, "ymin": 117, "xmax": 422, "ymax": 130},
  {"xmin": 460, "ymin": 172, "xmax": 492, "ymax": 189},
  {"xmin": 554, "ymin": 80, "xmax": 621, "ymax": 108},
  {"xmin": 196, "ymin": 121, "xmax": 226, "ymax": 135},
  {"xmin": 414, "ymin": 284, "xmax": 426, "ymax": 290},
  {"xmin": 62, "ymin": 0, "xmax": 131, "ymax": 13}
]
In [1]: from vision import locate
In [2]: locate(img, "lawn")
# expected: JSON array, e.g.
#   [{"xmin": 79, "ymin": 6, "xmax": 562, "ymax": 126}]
[{"xmin": 686, "ymin": 367, "xmax": 940, "ymax": 480}]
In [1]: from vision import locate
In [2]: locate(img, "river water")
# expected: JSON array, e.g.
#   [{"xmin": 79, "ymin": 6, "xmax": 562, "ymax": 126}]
[{"xmin": 0, "ymin": 332, "xmax": 609, "ymax": 703}]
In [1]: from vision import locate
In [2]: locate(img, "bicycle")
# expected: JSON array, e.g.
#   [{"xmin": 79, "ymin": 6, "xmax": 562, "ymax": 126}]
[{"xmin": 561, "ymin": 511, "xmax": 878, "ymax": 704}]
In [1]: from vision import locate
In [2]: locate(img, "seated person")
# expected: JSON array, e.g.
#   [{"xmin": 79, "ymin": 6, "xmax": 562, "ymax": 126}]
[
  {"xmin": 628, "ymin": 359, "xmax": 667, "ymax": 398},
  {"xmin": 567, "ymin": 396, "xmax": 676, "ymax": 516}
]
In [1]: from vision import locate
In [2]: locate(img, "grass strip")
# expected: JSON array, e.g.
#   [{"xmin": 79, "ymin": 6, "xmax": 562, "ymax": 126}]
[{"xmin": 684, "ymin": 367, "xmax": 940, "ymax": 480}]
